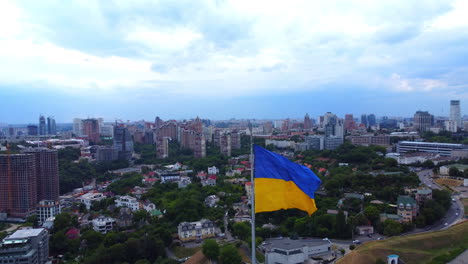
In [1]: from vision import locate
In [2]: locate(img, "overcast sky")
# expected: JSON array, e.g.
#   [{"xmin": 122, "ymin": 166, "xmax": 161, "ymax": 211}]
[{"xmin": 1, "ymin": 0, "xmax": 468, "ymax": 123}]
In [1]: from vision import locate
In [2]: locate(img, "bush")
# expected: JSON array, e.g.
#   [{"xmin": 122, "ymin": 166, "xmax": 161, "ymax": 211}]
[{"xmin": 349, "ymin": 245, "xmax": 355, "ymax": 250}]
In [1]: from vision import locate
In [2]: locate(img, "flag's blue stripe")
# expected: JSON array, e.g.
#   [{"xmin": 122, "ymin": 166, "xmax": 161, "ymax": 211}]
[{"xmin": 254, "ymin": 144, "xmax": 321, "ymax": 199}]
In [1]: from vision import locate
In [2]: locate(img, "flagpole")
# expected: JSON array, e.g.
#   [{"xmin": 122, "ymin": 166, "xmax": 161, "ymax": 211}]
[{"xmin": 249, "ymin": 123, "xmax": 256, "ymax": 264}]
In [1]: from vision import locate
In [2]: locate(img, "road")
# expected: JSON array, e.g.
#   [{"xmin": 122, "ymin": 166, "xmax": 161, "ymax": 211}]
[{"xmin": 416, "ymin": 169, "xmax": 464, "ymax": 232}]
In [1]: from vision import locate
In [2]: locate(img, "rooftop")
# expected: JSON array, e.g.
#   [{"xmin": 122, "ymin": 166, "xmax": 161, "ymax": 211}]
[{"xmin": 7, "ymin": 228, "xmax": 44, "ymax": 239}]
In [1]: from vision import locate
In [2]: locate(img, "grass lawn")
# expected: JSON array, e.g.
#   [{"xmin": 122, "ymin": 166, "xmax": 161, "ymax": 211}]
[
  {"xmin": 172, "ymin": 246, "xmax": 201, "ymax": 259},
  {"xmin": 435, "ymin": 178, "xmax": 462, "ymax": 190},
  {"xmin": 338, "ymin": 221, "xmax": 468, "ymax": 264},
  {"xmin": 462, "ymin": 198, "xmax": 468, "ymax": 218}
]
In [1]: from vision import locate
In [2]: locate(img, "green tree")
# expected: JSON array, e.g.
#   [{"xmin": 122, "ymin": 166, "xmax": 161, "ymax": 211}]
[
  {"xmin": 135, "ymin": 260, "xmax": 150, "ymax": 264},
  {"xmin": 202, "ymin": 239, "xmax": 220, "ymax": 260},
  {"xmin": 220, "ymin": 245, "xmax": 242, "ymax": 264},
  {"xmin": 108, "ymin": 243, "xmax": 126, "ymax": 263},
  {"xmin": 232, "ymin": 222, "xmax": 251, "ymax": 241},
  {"xmin": 363, "ymin": 206, "xmax": 380, "ymax": 224},
  {"xmin": 335, "ymin": 210, "xmax": 348, "ymax": 239},
  {"xmin": 383, "ymin": 219, "xmax": 402, "ymax": 236},
  {"xmin": 449, "ymin": 167, "xmax": 461, "ymax": 177}
]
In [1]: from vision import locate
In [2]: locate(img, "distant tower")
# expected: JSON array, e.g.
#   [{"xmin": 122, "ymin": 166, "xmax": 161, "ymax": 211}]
[
  {"xmin": 113, "ymin": 125, "xmax": 133, "ymax": 161},
  {"xmin": 450, "ymin": 100, "xmax": 461, "ymax": 129},
  {"xmin": 82, "ymin": 119, "xmax": 101, "ymax": 144},
  {"xmin": 367, "ymin": 114, "xmax": 376, "ymax": 126},
  {"xmin": 361, "ymin": 114, "xmax": 368, "ymax": 127},
  {"xmin": 27, "ymin": 125, "xmax": 38, "ymax": 136},
  {"xmin": 47, "ymin": 116, "xmax": 56, "ymax": 135},
  {"xmin": 413, "ymin": 111, "xmax": 432, "ymax": 132},
  {"xmin": 39, "ymin": 115, "xmax": 46, "ymax": 135},
  {"xmin": 304, "ymin": 113, "xmax": 312, "ymax": 130}
]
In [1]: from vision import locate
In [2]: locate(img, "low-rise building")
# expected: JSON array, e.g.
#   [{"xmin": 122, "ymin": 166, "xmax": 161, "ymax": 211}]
[
  {"xmin": 415, "ymin": 189, "xmax": 432, "ymax": 204},
  {"xmin": 0, "ymin": 228, "xmax": 49, "ymax": 264},
  {"xmin": 160, "ymin": 172, "xmax": 180, "ymax": 183},
  {"xmin": 440, "ymin": 164, "xmax": 468, "ymax": 175},
  {"xmin": 178, "ymin": 176, "xmax": 192, "ymax": 188},
  {"xmin": 115, "ymin": 196, "xmax": 140, "ymax": 211},
  {"xmin": 380, "ymin": 213, "xmax": 401, "ymax": 222},
  {"xmin": 207, "ymin": 166, "xmax": 219, "ymax": 175},
  {"xmin": 355, "ymin": 226, "xmax": 374, "ymax": 236},
  {"xmin": 36, "ymin": 200, "xmax": 61, "ymax": 225},
  {"xmin": 79, "ymin": 192, "xmax": 106, "ymax": 210},
  {"xmin": 260, "ymin": 237, "xmax": 332, "ymax": 264},
  {"xmin": 201, "ymin": 175, "xmax": 217, "ymax": 186},
  {"xmin": 204, "ymin": 195, "xmax": 220, "ymax": 208},
  {"xmin": 178, "ymin": 219, "xmax": 216, "ymax": 242},
  {"xmin": 92, "ymin": 216, "xmax": 116, "ymax": 234},
  {"xmin": 397, "ymin": 195, "xmax": 418, "ymax": 222}
]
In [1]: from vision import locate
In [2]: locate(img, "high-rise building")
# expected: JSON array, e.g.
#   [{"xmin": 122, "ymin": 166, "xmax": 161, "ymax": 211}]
[
  {"xmin": 181, "ymin": 130, "xmax": 206, "ymax": 158},
  {"xmin": 27, "ymin": 125, "xmax": 38, "ymax": 136},
  {"xmin": 0, "ymin": 154, "xmax": 37, "ymax": 218},
  {"xmin": 156, "ymin": 136, "xmax": 169, "ymax": 159},
  {"xmin": 82, "ymin": 119, "xmax": 101, "ymax": 144},
  {"xmin": 23, "ymin": 148, "xmax": 59, "ymax": 202},
  {"xmin": 95, "ymin": 146, "xmax": 118, "ymax": 162},
  {"xmin": 323, "ymin": 112, "xmax": 343, "ymax": 139},
  {"xmin": 47, "ymin": 116, "xmax": 56, "ymax": 135},
  {"xmin": 263, "ymin": 122, "xmax": 273, "ymax": 134},
  {"xmin": 281, "ymin": 119, "xmax": 290, "ymax": 131},
  {"xmin": 344, "ymin": 114, "xmax": 357, "ymax": 131},
  {"xmin": 144, "ymin": 130, "xmax": 154, "ymax": 144},
  {"xmin": 361, "ymin": 114, "xmax": 368, "ymax": 127},
  {"xmin": 73, "ymin": 118, "xmax": 83, "ymax": 136},
  {"xmin": 113, "ymin": 125, "xmax": 133, "ymax": 161},
  {"xmin": 445, "ymin": 120, "xmax": 457, "ymax": 132},
  {"xmin": 154, "ymin": 116, "xmax": 164, "ymax": 130},
  {"xmin": 38, "ymin": 116, "xmax": 46, "ymax": 135},
  {"xmin": 159, "ymin": 122, "xmax": 177, "ymax": 141},
  {"xmin": 220, "ymin": 133, "xmax": 232, "ymax": 156},
  {"xmin": 413, "ymin": 111, "xmax": 432, "ymax": 132},
  {"xmin": 304, "ymin": 114, "xmax": 312, "ymax": 130},
  {"xmin": 0, "ymin": 227, "xmax": 49, "ymax": 264},
  {"xmin": 230, "ymin": 130, "xmax": 241, "ymax": 150},
  {"xmin": 367, "ymin": 114, "xmax": 376, "ymax": 126},
  {"xmin": 450, "ymin": 100, "xmax": 461, "ymax": 129}
]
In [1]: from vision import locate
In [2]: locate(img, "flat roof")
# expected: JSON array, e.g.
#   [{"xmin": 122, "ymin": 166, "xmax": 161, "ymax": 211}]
[
  {"xmin": 8, "ymin": 228, "xmax": 44, "ymax": 239},
  {"xmin": 262, "ymin": 237, "xmax": 330, "ymax": 251},
  {"xmin": 399, "ymin": 141, "xmax": 465, "ymax": 147}
]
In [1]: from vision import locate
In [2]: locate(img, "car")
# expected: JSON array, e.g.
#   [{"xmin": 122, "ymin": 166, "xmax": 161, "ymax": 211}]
[
  {"xmin": 377, "ymin": 237, "xmax": 382, "ymax": 240},
  {"xmin": 452, "ymin": 198, "xmax": 456, "ymax": 202},
  {"xmin": 456, "ymin": 213, "xmax": 459, "ymax": 216},
  {"xmin": 353, "ymin": 240, "xmax": 361, "ymax": 245},
  {"xmin": 444, "ymin": 223, "xmax": 448, "ymax": 226}
]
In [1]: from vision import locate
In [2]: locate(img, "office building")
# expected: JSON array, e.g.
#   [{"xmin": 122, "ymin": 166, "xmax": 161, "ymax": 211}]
[
  {"xmin": 397, "ymin": 141, "xmax": 468, "ymax": 157},
  {"xmin": 324, "ymin": 136, "xmax": 344, "ymax": 150},
  {"xmin": 445, "ymin": 120, "xmax": 457, "ymax": 133},
  {"xmin": 113, "ymin": 125, "xmax": 133, "ymax": 161},
  {"xmin": 450, "ymin": 100, "xmax": 461, "ymax": 128},
  {"xmin": 0, "ymin": 154, "xmax": 37, "ymax": 218},
  {"xmin": 38, "ymin": 116, "xmax": 46, "ymax": 136},
  {"xmin": 23, "ymin": 148, "xmax": 59, "ymax": 202},
  {"xmin": 260, "ymin": 237, "xmax": 332, "ymax": 264},
  {"xmin": 413, "ymin": 111, "xmax": 432, "ymax": 132},
  {"xmin": 348, "ymin": 135, "xmax": 391, "ymax": 146},
  {"xmin": 46, "ymin": 116, "xmax": 56, "ymax": 135},
  {"xmin": 95, "ymin": 146, "xmax": 118, "ymax": 162},
  {"xmin": 0, "ymin": 228, "xmax": 49, "ymax": 264},
  {"xmin": 82, "ymin": 119, "xmax": 100, "ymax": 144},
  {"xmin": 361, "ymin": 114, "xmax": 368, "ymax": 127},
  {"xmin": 27, "ymin": 125, "xmax": 38, "ymax": 136},
  {"xmin": 304, "ymin": 113, "xmax": 312, "ymax": 130},
  {"xmin": 368, "ymin": 114, "xmax": 376, "ymax": 126},
  {"xmin": 344, "ymin": 114, "xmax": 357, "ymax": 131}
]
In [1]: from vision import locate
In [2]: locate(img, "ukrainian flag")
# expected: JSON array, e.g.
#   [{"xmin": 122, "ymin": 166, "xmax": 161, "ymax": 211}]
[{"xmin": 254, "ymin": 145, "xmax": 321, "ymax": 216}]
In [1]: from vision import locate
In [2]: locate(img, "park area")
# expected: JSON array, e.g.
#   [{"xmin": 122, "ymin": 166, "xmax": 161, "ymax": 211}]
[{"xmin": 338, "ymin": 221, "xmax": 468, "ymax": 264}]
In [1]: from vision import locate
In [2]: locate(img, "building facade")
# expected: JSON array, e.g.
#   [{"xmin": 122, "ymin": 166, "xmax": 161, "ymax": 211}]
[
  {"xmin": 413, "ymin": 111, "xmax": 432, "ymax": 132},
  {"xmin": 260, "ymin": 237, "xmax": 332, "ymax": 264},
  {"xmin": 82, "ymin": 119, "xmax": 101, "ymax": 144},
  {"xmin": 0, "ymin": 154, "xmax": 37, "ymax": 218},
  {"xmin": 36, "ymin": 200, "xmax": 60, "ymax": 224},
  {"xmin": 113, "ymin": 125, "xmax": 133, "ymax": 161},
  {"xmin": 178, "ymin": 219, "xmax": 216, "ymax": 242},
  {"xmin": 0, "ymin": 228, "xmax": 49, "ymax": 264},
  {"xmin": 23, "ymin": 148, "xmax": 59, "ymax": 202},
  {"xmin": 38, "ymin": 116, "xmax": 46, "ymax": 136},
  {"xmin": 397, "ymin": 141, "xmax": 468, "ymax": 157},
  {"xmin": 397, "ymin": 195, "xmax": 418, "ymax": 223},
  {"xmin": 450, "ymin": 100, "xmax": 461, "ymax": 128}
]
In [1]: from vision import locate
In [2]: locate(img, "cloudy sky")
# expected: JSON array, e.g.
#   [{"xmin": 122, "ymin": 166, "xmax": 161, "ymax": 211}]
[{"xmin": 1, "ymin": 0, "xmax": 468, "ymax": 123}]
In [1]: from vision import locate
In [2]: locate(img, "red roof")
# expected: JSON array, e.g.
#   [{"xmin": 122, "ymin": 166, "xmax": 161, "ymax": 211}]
[
  {"xmin": 65, "ymin": 228, "xmax": 80, "ymax": 239},
  {"xmin": 144, "ymin": 178, "xmax": 157, "ymax": 182},
  {"xmin": 245, "ymin": 182, "xmax": 252, "ymax": 186},
  {"xmin": 208, "ymin": 175, "xmax": 217, "ymax": 180}
]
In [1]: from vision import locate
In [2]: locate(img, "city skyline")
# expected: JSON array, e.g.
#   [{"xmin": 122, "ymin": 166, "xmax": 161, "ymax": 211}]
[{"xmin": 1, "ymin": 0, "xmax": 468, "ymax": 123}]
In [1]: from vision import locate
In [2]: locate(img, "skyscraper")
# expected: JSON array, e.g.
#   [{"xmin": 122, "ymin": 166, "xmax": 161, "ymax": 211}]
[
  {"xmin": 38, "ymin": 115, "xmax": 46, "ymax": 135},
  {"xmin": 73, "ymin": 118, "xmax": 83, "ymax": 136},
  {"xmin": 344, "ymin": 114, "xmax": 357, "ymax": 131},
  {"xmin": 23, "ymin": 148, "xmax": 59, "ymax": 202},
  {"xmin": 47, "ymin": 116, "xmax": 56, "ymax": 135},
  {"xmin": 367, "ymin": 114, "xmax": 376, "ymax": 126},
  {"xmin": 82, "ymin": 119, "xmax": 101, "ymax": 144},
  {"xmin": 0, "ymin": 154, "xmax": 37, "ymax": 218},
  {"xmin": 27, "ymin": 125, "xmax": 38, "ymax": 136},
  {"xmin": 304, "ymin": 113, "xmax": 312, "ymax": 130},
  {"xmin": 450, "ymin": 100, "xmax": 461, "ymax": 129},
  {"xmin": 113, "ymin": 125, "xmax": 133, "ymax": 161},
  {"xmin": 361, "ymin": 114, "xmax": 368, "ymax": 127},
  {"xmin": 413, "ymin": 111, "xmax": 432, "ymax": 132}
]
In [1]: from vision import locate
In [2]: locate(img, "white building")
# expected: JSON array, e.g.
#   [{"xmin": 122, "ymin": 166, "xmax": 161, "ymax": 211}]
[
  {"xmin": 450, "ymin": 100, "xmax": 462, "ymax": 128},
  {"xmin": 115, "ymin": 196, "xmax": 140, "ymax": 211},
  {"xmin": 178, "ymin": 176, "xmax": 192, "ymax": 188},
  {"xmin": 204, "ymin": 195, "xmax": 220, "ymax": 208},
  {"xmin": 92, "ymin": 217, "xmax": 116, "ymax": 234},
  {"xmin": 79, "ymin": 192, "xmax": 106, "ymax": 210},
  {"xmin": 160, "ymin": 173, "xmax": 180, "ymax": 183},
  {"xmin": 445, "ymin": 120, "xmax": 458, "ymax": 132},
  {"xmin": 36, "ymin": 200, "xmax": 61, "ymax": 224},
  {"xmin": 178, "ymin": 219, "xmax": 216, "ymax": 242},
  {"xmin": 260, "ymin": 237, "xmax": 332, "ymax": 264},
  {"xmin": 207, "ymin": 166, "xmax": 219, "ymax": 175}
]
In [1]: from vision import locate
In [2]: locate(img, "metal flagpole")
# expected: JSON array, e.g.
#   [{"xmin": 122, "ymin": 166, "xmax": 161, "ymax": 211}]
[{"xmin": 249, "ymin": 122, "xmax": 256, "ymax": 264}]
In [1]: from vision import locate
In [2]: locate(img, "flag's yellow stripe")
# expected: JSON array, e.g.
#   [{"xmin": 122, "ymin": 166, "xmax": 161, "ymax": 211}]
[{"xmin": 254, "ymin": 178, "xmax": 317, "ymax": 216}]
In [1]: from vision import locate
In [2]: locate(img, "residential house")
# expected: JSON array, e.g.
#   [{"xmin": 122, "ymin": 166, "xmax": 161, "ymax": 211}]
[
  {"xmin": 178, "ymin": 219, "xmax": 216, "ymax": 242},
  {"xmin": 92, "ymin": 216, "xmax": 116, "ymax": 234},
  {"xmin": 204, "ymin": 195, "xmax": 220, "ymax": 208},
  {"xmin": 208, "ymin": 166, "xmax": 219, "ymax": 175},
  {"xmin": 397, "ymin": 195, "xmax": 419, "ymax": 223},
  {"xmin": 178, "ymin": 176, "xmax": 192, "ymax": 188},
  {"xmin": 415, "ymin": 189, "xmax": 432, "ymax": 204},
  {"xmin": 115, "ymin": 196, "xmax": 140, "ymax": 211},
  {"xmin": 202, "ymin": 175, "xmax": 217, "ymax": 186},
  {"xmin": 79, "ymin": 192, "xmax": 106, "ymax": 210}
]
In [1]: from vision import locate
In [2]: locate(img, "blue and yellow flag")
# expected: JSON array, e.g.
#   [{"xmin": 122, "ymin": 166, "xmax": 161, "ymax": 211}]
[{"xmin": 254, "ymin": 145, "xmax": 321, "ymax": 216}]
